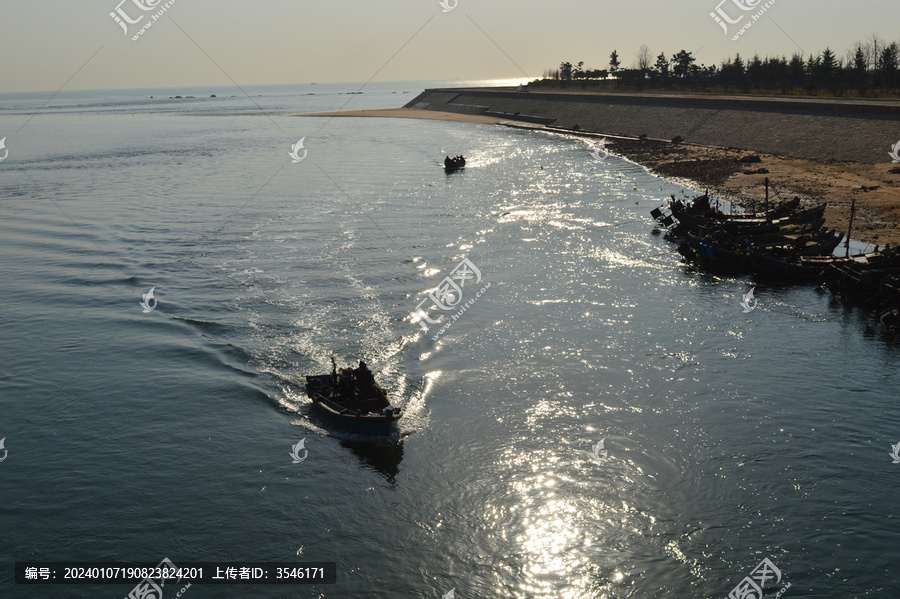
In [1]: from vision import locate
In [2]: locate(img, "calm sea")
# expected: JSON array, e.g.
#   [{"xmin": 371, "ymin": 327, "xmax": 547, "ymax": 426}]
[{"xmin": 1, "ymin": 81, "xmax": 899, "ymax": 599}]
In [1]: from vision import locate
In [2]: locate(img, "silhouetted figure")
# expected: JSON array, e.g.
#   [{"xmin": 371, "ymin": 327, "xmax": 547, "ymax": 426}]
[
  {"xmin": 354, "ymin": 360, "xmax": 375, "ymax": 393},
  {"xmin": 338, "ymin": 367, "xmax": 355, "ymax": 396},
  {"xmin": 330, "ymin": 357, "xmax": 338, "ymax": 389}
]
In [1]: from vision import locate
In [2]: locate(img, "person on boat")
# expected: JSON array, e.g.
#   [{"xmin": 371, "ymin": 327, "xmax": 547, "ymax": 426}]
[
  {"xmin": 445, "ymin": 156, "xmax": 452, "ymax": 168},
  {"xmin": 354, "ymin": 360, "xmax": 375, "ymax": 396},
  {"xmin": 338, "ymin": 366, "xmax": 355, "ymax": 396},
  {"xmin": 330, "ymin": 357, "xmax": 338, "ymax": 389}
]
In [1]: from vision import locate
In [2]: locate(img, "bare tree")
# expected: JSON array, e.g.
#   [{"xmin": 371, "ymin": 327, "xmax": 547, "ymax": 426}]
[
  {"xmin": 867, "ymin": 33, "xmax": 886, "ymax": 88},
  {"xmin": 636, "ymin": 45, "xmax": 653, "ymax": 72}
]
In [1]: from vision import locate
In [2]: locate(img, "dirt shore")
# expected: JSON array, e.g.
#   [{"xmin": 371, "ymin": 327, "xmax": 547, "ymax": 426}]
[
  {"xmin": 604, "ymin": 137, "xmax": 900, "ymax": 247},
  {"xmin": 293, "ymin": 109, "xmax": 900, "ymax": 246}
]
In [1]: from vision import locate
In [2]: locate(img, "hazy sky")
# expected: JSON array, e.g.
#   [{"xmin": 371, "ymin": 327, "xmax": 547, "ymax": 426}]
[{"xmin": 0, "ymin": 0, "xmax": 898, "ymax": 93}]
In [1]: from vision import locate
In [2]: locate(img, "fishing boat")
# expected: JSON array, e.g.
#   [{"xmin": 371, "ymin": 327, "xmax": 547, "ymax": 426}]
[
  {"xmin": 750, "ymin": 229, "xmax": 844, "ymax": 257},
  {"xmin": 669, "ymin": 194, "xmax": 800, "ymax": 225},
  {"xmin": 444, "ymin": 155, "xmax": 466, "ymax": 173},
  {"xmin": 670, "ymin": 201, "xmax": 826, "ymax": 235},
  {"xmin": 678, "ymin": 226, "xmax": 843, "ymax": 272},
  {"xmin": 654, "ymin": 182, "xmax": 900, "ymax": 333},
  {"xmin": 827, "ymin": 262, "xmax": 900, "ymax": 310},
  {"xmin": 747, "ymin": 243, "xmax": 898, "ymax": 280},
  {"xmin": 305, "ymin": 359, "xmax": 402, "ymax": 436}
]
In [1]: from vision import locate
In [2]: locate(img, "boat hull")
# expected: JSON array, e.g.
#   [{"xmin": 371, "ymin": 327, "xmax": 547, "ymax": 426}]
[{"xmin": 305, "ymin": 375, "xmax": 401, "ymax": 436}]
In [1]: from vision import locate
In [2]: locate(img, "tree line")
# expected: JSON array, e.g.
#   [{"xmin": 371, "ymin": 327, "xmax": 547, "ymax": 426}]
[{"xmin": 536, "ymin": 36, "xmax": 900, "ymax": 97}]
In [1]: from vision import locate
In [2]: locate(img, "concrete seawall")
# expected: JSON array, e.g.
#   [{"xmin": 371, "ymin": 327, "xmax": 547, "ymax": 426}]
[{"xmin": 404, "ymin": 88, "xmax": 900, "ymax": 164}]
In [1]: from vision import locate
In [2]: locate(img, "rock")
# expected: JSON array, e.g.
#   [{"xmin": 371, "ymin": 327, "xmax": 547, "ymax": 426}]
[
  {"xmin": 638, "ymin": 133, "xmax": 648, "ymax": 140},
  {"xmin": 890, "ymin": 167, "xmax": 900, "ymax": 174},
  {"xmin": 672, "ymin": 135, "xmax": 684, "ymax": 144},
  {"xmin": 738, "ymin": 155, "xmax": 762, "ymax": 163},
  {"xmin": 744, "ymin": 168, "xmax": 770, "ymax": 175}
]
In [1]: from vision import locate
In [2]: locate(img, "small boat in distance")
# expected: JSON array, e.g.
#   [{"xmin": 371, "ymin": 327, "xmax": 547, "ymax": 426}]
[
  {"xmin": 444, "ymin": 155, "xmax": 466, "ymax": 173},
  {"xmin": 305, "ymin": 358, "xmax": 402, "ymax": 436}
]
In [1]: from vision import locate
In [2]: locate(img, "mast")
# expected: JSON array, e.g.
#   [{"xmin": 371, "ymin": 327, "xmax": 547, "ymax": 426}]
[{"xmin": 845, "ymin": 196, "xmax": 857, "ymax": 257}]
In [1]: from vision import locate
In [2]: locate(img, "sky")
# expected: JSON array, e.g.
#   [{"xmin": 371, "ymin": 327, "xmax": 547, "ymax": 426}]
[{"xmin": 0, "ymin": 0, "xmax": 898, "ymax": 93}]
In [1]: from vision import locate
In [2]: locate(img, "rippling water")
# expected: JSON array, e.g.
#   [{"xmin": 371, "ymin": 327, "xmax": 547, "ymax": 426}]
[{"xmin": 2, "ymin": 82, "xmax": 899, "ymax": 598}]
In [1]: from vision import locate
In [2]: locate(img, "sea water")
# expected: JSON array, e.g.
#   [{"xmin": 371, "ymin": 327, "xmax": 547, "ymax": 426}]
[{"xmin": 1, "ymin": 81, "xmax": 899, "ymax": 598}]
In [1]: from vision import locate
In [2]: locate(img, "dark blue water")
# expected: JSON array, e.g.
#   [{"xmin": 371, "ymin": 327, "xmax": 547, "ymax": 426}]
[{"xmin": 2, "ymin": 81, "xmax": 899, "ymax": 599}]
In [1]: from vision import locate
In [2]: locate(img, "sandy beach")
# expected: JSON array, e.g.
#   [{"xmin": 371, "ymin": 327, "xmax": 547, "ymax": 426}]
[
  {"xmin": 292, "ymin": 107, "xmax": 501, "ymax": 125},
  {"xmin": 293, "ymin": 108, "xmax": 900, "ymax": 247}
]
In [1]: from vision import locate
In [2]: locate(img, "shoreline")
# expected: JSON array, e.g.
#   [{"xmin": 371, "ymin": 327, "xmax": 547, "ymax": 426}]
[
  {"xmin": 291, "ymin": 107, "xmax": 501, "ymax": 125},
  {"xmin": 601, "ymin": 137, "xmax": 900, "ymax": 248},
  {"xmin": 292, "ymin": 108, "xmax": 900, "ymax": 246}
]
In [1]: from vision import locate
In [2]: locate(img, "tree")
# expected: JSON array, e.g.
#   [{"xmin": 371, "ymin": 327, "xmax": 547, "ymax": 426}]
[
  {"xmin": 817, "ymin": 47, "xmax": 840, "ymax": 93},
  {"xmin": 849, "ymin": 43, "xmax": 868, "ymax": 95},
  {"xmin": 747, "ymin": 54, "xmax": 763, "ymax": 89},
  {"xmin": 765, "ymin": 55, "xmax": 790, "ymax": 94},
  {"xmin": 868, "ymin": 34, "xmax": 886, "ymax": 89},
  {"xmin": 880, "ymin": 43, "xmax": 899, "ymax": 87},
  {"xmin": 632, "ymin": 45, "xmax": 653, "ymax": 89},
  {"xmin": 821, "ymin": 47, "xmax": 838, "ymax": 72},
  {"xmin": 788, "ymin": 53, "xmax": 805, "ymax": 88},
  {"xmin": 636, "ymin": 45, "xmax": 653, "ymax": 72},
  {"xmin": 573, "ymin": 60, "xmax": 585, "ymax": 79},
  {"xmin": 609, "ymin": 50, "xmax": 621, "ymax": 74},
  {"xmin": 559, "ymin": 61, "xmax": 573, "ymax": 81},
  {"xmin": 655, "ymin": 52, "xmax": 670, "ymax": 86},
  {"xmin": 671, "ymin": 50, "xmax": 695, "ymax": 79}
]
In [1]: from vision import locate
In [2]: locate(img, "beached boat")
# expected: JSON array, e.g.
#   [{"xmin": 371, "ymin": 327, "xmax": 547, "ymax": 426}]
[
  {"xmin": 655, "ymin": 186, "xmax": 900, "ymax": 333},
  {"xmin": 670, "ymin": 194, "xmax": 800, "ymax": 223},
  {"xmin": 305, "ymin": 364, "xmax": 402, "ymax": 436},
  {"xmin": 747, "ymin": 244, "xmax": 898, "ymax": 280},
  {"xmin": 678, "ymin": 227, "xmax": 844, "ymax": 272},
  {"xmin": 673, "ymin": 202, "xmax": 826, "ymax": 235},
  {"xmin": 750, "ymin": 229, "xmax": 844, "ymax": 257},
  {"xmin": 827, "ymin": 262, "xmax": 900, "ymax": 310}
]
